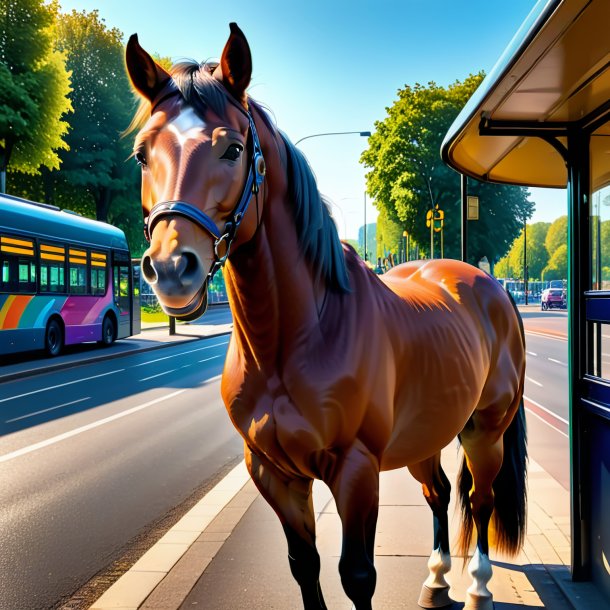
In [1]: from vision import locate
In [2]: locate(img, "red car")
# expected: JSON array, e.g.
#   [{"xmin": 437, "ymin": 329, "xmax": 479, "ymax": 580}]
[{"xmin": 541, "ymin": 288, "xmax": 566, "ymax": 310}]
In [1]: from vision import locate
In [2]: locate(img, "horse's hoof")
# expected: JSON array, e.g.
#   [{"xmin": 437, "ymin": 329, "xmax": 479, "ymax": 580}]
[
  {"xmin": 417, "ymin": 584, "xmax": 453, "ymax": 608},
  {"xmin": 464, "ymin": 592, "xmax": 494, "ymax": 610}
]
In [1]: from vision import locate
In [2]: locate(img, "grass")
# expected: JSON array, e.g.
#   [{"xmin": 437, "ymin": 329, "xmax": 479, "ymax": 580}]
[{"xmin": 141, "ymin": 310, "xmax": 170, "ymax": 324}]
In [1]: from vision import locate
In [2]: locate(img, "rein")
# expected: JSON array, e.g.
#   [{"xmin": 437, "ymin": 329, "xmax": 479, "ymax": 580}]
[{"xmin": 143, "ymin": 83, "xmax": 266, "ymax": 281}]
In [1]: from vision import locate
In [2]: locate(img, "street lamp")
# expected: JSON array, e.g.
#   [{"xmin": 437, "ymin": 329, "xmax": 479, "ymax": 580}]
[
  {"xmin": 295, "ymin": 130, "xmax": 371, "ymax": 260},
  {"xmin": 294, "ymin": 131, "xmax": 371, "ymax": 146}
]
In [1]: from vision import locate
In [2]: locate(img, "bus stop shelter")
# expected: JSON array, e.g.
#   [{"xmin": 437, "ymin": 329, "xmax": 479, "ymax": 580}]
[{"xmin": 442, "ymin": 0, "xmax": 610, "ymax": 599}]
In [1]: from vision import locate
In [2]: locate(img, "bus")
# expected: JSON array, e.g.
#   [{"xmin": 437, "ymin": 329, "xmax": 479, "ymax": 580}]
[{"xmin": 0, "ymin": 193, "xmax": 140, "ymax": 357}]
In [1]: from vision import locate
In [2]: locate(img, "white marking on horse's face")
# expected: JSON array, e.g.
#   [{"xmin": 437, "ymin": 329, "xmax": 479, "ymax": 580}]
[{"xmin": 166, "ymin": 107, "xmax": 207, "ymax": 147}]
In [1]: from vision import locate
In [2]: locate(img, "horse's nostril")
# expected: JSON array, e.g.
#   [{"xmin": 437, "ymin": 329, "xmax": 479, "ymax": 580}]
[
  {"xmin": 142, "ymin": 255, "xmax": 158, "ymax": 284},
  {"xmin": 178, "ymin": 251, "xmax": 200, "ymax": 280}
]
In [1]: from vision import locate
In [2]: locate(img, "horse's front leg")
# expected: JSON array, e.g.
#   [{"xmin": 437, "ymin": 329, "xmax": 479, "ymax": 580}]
[
  {"xmin": 327, "ymin": 441, "xmax": 380, "ymax": 610},
  {"xmin": 245, "ymin": 445, "xmax": 327, "ymax": 610}
]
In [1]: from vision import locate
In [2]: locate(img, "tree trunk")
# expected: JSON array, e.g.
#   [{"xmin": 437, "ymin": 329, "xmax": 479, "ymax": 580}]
[
  {"xmin": 0, "ymin": 138, "xmax": 14, "ymax": 195},
  {"xmin": 95, "ymin": 186, "xmax": 112, "ymax": 222}
]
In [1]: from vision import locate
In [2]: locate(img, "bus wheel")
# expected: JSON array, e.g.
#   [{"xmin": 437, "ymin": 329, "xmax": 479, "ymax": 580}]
[
  {"xmin": 100, "ymin": 315, "xmax": 117, "ymax": 346},
  {"xmin": 45, "ymin": 318, "xmax": 64, "ymax": 357}
]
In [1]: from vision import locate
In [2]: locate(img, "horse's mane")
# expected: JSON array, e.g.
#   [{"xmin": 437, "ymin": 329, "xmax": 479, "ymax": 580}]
[{"xmin": 127, "ymin": 59, "xmax": 350, "ymax": 294}]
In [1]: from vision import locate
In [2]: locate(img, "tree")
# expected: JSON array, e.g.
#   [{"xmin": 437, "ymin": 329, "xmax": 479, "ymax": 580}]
[
  {"xmin": 376, "ymin": 208, "xmax": 404, "ymax": 260},
  {"xmin": 361, "ymin": 75, "xmax": 533, "ymax": 265},
  {"xmin": 0, "ymin": 0, "xmax": 72, "ymax": 191},
  {"xmin": 543, "ymin": 244, "xmax": 567, "ymax": 281},
  {"xmin": 545, "ymin": 215, "xmax": 567, "ymax": 258},
  {"xmin": 50, "ymin": 9, "xmax": 139, "ymax": 223},
  {"xmin": 495, "ymin": 222, "xmax": 550, "ymax": 280}
]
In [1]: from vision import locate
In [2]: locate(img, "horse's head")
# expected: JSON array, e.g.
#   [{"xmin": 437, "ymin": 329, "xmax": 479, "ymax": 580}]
[{"xmin": 125, "ymin": 23, "xmax": 265, "ymax": 320}]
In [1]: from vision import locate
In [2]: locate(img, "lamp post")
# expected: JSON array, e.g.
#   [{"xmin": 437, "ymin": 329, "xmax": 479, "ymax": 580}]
[
  {"xmin": 295, "ymin": 131, "xmax": 371, "ymax": 146},
  {"xmin": 295, "ymin": 130, "xmax": 371, "ymax": 260}
]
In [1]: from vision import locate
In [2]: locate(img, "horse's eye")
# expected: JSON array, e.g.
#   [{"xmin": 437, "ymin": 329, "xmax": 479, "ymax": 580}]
[
  {"xmin": 134, "ymin": 151, "xmax": 147, "ymax": 167},
  {"xmin": 221, "ymin": 143, "xmax": 243, "ymax": 162}
]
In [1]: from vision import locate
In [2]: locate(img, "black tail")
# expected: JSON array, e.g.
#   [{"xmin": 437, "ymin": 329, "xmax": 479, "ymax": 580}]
[{"xmin": 458, "ymin": 289, "xmax": 528, "ymax": 556}]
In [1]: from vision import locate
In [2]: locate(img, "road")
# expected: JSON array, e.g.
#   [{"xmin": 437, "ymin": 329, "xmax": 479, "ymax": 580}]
[
  {"xmin": 0, "ymin": 336, "xmax": 243, "ymax": 610},
  {"xmin": 521, "ymin": 308, "xmax": 570, "ymax": 489}
]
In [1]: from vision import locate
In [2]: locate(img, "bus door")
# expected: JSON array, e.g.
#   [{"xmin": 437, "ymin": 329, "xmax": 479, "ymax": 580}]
[{"xmin": 112, "ymin": 251, "xmax": 132, "ymax": 338}]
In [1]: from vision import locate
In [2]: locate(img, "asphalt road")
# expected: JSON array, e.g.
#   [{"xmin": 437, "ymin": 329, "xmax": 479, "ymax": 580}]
[
  {"xmin": 521, "ymin": 309, "xmax": 570, "ymax": 489},
  {"xmin": 0, "ymin": 336, "xmax": 243, "ymax": 610}
]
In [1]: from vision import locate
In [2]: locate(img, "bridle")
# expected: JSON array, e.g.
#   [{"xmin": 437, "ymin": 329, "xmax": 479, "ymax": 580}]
[{"xmin": 143, "ymin": 82, "xmax": 266, "ymax": 281}]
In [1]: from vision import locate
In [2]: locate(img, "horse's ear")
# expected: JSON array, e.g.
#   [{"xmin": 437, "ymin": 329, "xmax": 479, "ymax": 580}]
[
  {"xmin": 215, "ymin": 22, "xmax": 252, "ymax": 103},
  {"xmin": 125, "ymin": 34, "xmax": 172, "ymax": 102}
]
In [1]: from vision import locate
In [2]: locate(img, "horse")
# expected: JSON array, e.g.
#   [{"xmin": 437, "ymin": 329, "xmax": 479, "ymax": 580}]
[{"xmin": 125, "ymin": 23, "xmax": 527, "ymax": 610}]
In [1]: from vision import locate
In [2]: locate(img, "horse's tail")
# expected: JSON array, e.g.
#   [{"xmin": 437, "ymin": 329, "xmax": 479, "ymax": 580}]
[{"xmin": 457, "ymin": 289, "xmax": 528, "ymax": 557}]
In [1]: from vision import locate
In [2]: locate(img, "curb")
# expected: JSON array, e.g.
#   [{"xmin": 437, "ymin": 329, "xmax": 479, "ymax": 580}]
[
  {"xmin": 89, "ymin": 460, "xmax": 252, "ymax": 610},
  {"xmin": 0, "ymin": 329, "xmax": 232, "ymax": 385}
]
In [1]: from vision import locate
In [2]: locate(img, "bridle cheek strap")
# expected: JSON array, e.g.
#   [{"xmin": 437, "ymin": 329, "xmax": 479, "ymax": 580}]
[{"xmin": 143, "ymin": 111, "xmax": 264, "ymax": 281}]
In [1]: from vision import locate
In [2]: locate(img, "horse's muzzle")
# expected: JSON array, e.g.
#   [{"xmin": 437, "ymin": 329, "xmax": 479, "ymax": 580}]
[{"xmin": 141, "ymin": 250, "xmax": 209, "ymax": 320}]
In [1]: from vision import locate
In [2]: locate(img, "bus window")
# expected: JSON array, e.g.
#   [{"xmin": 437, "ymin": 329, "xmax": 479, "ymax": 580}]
[
  {"xmin": 18, "ymin": 258, "xmax": 36, "ymax": 292},
  {"xmin": 90, "ymin": 251, "xmax": 107, "ymax": 296},
  {"xmin": 68, "ymin": 248, "xmax": 87, "ymax": 294},
  {"xmin": 40, "ymin": 243, "xmax": 66, "ymax": 293}
]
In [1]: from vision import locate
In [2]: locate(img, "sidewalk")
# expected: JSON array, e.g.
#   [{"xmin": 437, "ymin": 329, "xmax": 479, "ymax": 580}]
[{"xmin": 89, "ymin": 444, "xmax": 606, "ymax": 609}]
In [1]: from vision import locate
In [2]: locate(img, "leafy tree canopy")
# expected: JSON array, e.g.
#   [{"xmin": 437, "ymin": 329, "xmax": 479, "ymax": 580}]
[
  {"xmin": 361, "ymin": 74, "xmax": 533, "ymax": 265},
  {"xmin": 376, "ymin": 207, "xmax": 403, "ymax": 260},
  {"xmin": 53, "ymin": 9, "xmax": 138, "ymax": 222},
  {"xmin": 545, "ymin": 215, "xmax": 567, "ymax": 255},
  {"xmin": 0, "ymin": 0, "xmax": 72, "ymax": 177},
  {"xmin": 543, "ymin": 243, "xmax": 567, "ymax": 281}
]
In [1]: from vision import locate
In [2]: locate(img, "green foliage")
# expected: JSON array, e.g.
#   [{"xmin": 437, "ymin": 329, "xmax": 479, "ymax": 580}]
[
  {"xmin": 53, "ymin": 9, "xmax": 139, "ymax": 222},
  {"xmin": 361, "ymin": 74, "xmax": 533, "ymax": 264},
  {"xmin": 376, "ymin": 208, "xmax": 404, "ymax": 259},
  {"xmin": 543, "ymin": 244, "xmax": 567, "ymax": 281},
  {"xmin": 7, "ymin": 8, "xmax": 147, "ymax": 257},
  {"xmin": 545, "ymin": 215, "xmax": 567, "ymax": 255},
  {"xmin": 0, "ymin": 0, "xmax": 72, "ymax": 176},
  {"xmin": 497, "ymin": 216, "xmax": 567, "ymax": 281}
]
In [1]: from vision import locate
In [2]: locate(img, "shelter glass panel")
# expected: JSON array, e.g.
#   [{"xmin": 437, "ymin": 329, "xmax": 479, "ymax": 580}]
[{"xmin": 590, "ymin": 123, "xmax": 610, "ymax": 291}]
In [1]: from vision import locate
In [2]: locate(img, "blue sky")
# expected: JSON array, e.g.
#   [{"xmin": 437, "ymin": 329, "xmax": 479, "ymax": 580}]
[{"xmin": 58, "ymin": 0, "xmax": 567, "ymax": 239}]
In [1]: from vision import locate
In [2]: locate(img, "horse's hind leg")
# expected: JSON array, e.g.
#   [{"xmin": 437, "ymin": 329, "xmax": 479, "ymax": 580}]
[
  {"xmin": 408, "ymin": 454, "xmax": 453, "ymax": 609},
  {"xmin": 327, "ymin": 441, "xmax": 380, "ymax": 610},
  {"xmin": 459, "ymin": 428, "xmax": 504, "ymax": 610},
  {"xmin": 245, "ymin": 447, "xmax": 327, "ymax": 610}
]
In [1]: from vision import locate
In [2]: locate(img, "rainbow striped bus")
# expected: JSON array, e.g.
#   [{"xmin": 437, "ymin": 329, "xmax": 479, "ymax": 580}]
[{"xmin": 0, "ymin": 193, "xmax": 141, "ymax": 357}]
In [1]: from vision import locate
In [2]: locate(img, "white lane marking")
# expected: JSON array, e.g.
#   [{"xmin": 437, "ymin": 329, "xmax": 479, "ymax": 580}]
[
  {"xmin": 525, "ymin": 408, "xmax": 568, "ymax": 438},
  {"xmin": 5, "ymin": 397, "xmax": 90, "ymax": 423},
  {"xmin": 547, "ymin": 357, "xmax": 566, "ymax": 365},
  {"xmin": 198, "ymin": 355, "xmax": 223, "ymax": 364},
  {"xmin": 525, "ymin": 376, "xmax": 543, "ymax": 387},
  {"xmin": 139, "ymin": 368, "xmax": 179, "ymax": 382},
  {"xmin": 523, "ymin": 394, "xmax": 569, "ymax": 425},
  {"xmin": 0, "ymin": 390, "xmax": 187, "ymax": 464},
  {"xmin": 0, "ymin": 370, "xmax": 124, "ymax": 404},
  {"xmin": 523, "ymin": 395, "xmax": 569, "ymax": 439},
  {"xmin": 133, "ymin": 341, "xmax": 229, "ymax": 367},
  {"xmin": 527, "ymin": 351, "xmax": 537, "ymax": 357}
]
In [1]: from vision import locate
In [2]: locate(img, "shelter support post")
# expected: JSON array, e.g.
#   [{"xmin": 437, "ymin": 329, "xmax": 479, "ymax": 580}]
[
  {"xmin": 461, "ymin": 174, "xmax": 468, "ymax": 263},
  {"xmin": 567, "ymin": 128, "xmax": 591, "ymax": 581}
]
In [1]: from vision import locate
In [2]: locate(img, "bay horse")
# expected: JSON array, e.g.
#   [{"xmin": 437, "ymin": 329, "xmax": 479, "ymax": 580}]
[{"xmin": 125, "ymin": 23, "xmax": 527, "ymax": 610}]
